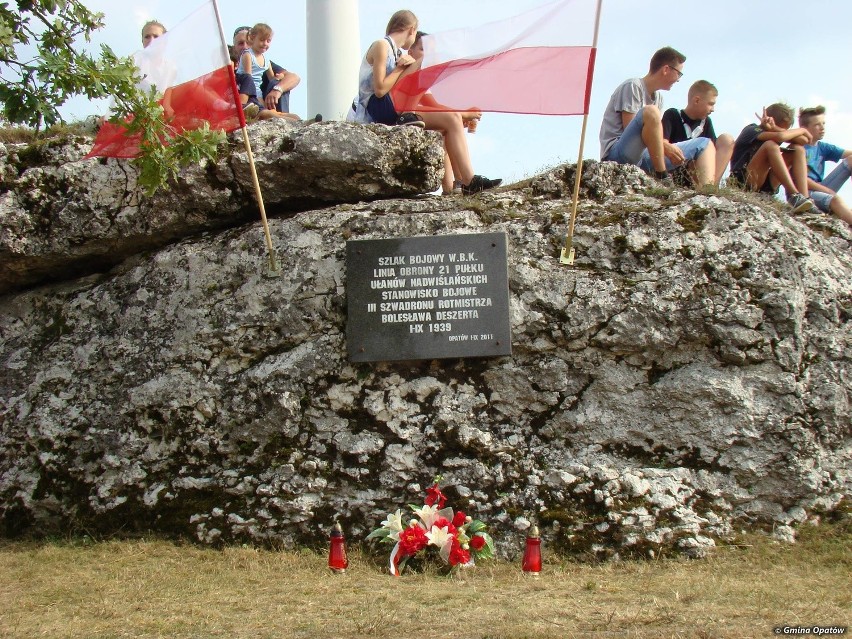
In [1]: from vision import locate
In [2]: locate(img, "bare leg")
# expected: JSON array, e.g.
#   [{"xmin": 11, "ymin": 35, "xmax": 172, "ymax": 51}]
[
  {"xmin": 419, "ymin": 111, "xmax": 473, "ymax": 184},
  {"xmin": 782, "ymin": 146, "xmax": 809, "ymax": 197},
  {"xmin": 693, "ymin": 142, "xmax": 715, "ymax": 187},
  {"xmin": 714, "ymin": 133, "xmax": 734, "ymax": 185},
  {"xmin": 830, "ymin": 195, "xmax": 852, "ymax": 225},
  {"xmin": 746, "ymin": 141, "xmax": 798, "ymax": 194},
  {"xmin": 640, "ymin": 105, "xmax": 666, "ymax": 172},
  {"xmin": 441, "ymin": 148, "xmax": 455, "ymax": 194}
]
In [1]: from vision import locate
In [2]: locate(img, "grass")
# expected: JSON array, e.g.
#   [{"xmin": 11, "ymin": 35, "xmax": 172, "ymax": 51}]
[
  {"xmin": 0, "ymin": 121, "xmax": 95, "ymax": 145},
  {"xmin": 1, "ymin": 520, "xmax": 849, "ymax": 639}
]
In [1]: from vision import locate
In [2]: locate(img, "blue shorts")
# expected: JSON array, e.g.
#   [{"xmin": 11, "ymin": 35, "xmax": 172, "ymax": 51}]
[
  {"xmin": 604, "ymin": 106, "xmax": 710, "ymax": 172},
  {"xmin": 810, "ymin": 159, "xmax": 851, "ymax": 213}
]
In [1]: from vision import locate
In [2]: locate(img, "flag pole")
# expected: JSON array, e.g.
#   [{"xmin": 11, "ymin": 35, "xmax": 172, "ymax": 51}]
[
  {"xmin": 560, "ymin": 0, "xmax": 604, "ymax": 266},
  {"xmin": 211, "ymin": 0, "xmax": 279, "ymax": 273}
]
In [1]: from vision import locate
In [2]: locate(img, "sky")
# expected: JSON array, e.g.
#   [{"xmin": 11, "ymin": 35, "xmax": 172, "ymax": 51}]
[{"xmin": 56, "ymin": 0, "xmax": 852, "ymax": 196}]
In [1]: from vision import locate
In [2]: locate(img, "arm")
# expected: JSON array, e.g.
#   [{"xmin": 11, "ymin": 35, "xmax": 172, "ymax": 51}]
[
  {"xmin": 757, "ymin": 126, "xmax": 813, "ymax": 144},
  {"xmin": 368, "ymin": 39, "xmax": 413, "ymax": 98},
  {"xmin": 620, "ymin": 111, "xmax": 635, "ymax": 129},
  {"xmin": 240, "ymin": 51, "xmax": 252, "ymax": 75},
  {"xmin": 663, "ymin": 141, "xmax": 686, "ymax": 165},
  {"xmin": 808, "ymin": 178, "xmax": 835, "ymax": 195},
  {"xmin": 264, "ymin": 71, "xmax": 300, "ymax": 110},
  {"xmin": 162, "ymin": 87, "xmax": 175, "ymax": 119}
]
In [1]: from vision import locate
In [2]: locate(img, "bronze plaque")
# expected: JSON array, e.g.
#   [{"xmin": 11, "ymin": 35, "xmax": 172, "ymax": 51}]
[{"xmin": 346, "ymin": 232, "xmax": 511, "ymax": 362}]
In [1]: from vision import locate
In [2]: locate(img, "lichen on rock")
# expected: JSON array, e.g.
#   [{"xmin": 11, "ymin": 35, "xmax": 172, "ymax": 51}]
[{"xmin": 0, "ymin": 130, "xmax": 850, "ymax": 558}]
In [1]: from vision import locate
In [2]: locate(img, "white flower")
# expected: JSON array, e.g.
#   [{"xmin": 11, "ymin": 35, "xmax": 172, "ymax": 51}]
[
  {"xmin": 380, "ymin": 509, "xmax": 405, "ymax": 541},
  {"xmin": 412, "ymin": 504, "xmax": 439, "ymax": 530},
  {"xmin": 426, "ymin": 524, "xmax": 453, "ymax": 552}
]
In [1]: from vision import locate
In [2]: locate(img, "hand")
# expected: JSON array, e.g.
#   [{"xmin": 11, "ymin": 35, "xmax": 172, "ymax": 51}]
[
  {"xmin": 264, "ymin": 90, "xmax": 280, "ymax": 110},
  {"xmin": 755, "ymin": 107, "xmax": 774, "ymax": 129},
  {"xmin": 463, "ymin": 110, "xmax": 482, "ymax": 121},
  {"xmin": 396, "ymin": 54, "xmax": 415, "ymax": 67},
  {"xmin": 663, "ymin": 141, "xmax": 685, "ymax": 166}
]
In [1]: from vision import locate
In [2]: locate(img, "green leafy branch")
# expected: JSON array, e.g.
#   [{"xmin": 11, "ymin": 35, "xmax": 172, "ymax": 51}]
[{"xmin": 1, "ymin": 0, "xmax": 227, "ymax": 194}]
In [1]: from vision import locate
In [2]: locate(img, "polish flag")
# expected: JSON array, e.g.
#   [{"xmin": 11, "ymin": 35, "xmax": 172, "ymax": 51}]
[
  {"xmin": 87, "ymin": 0, "xmax": 242, "ymax": 159},
  {"xmin": 391, "ymin": 0, "xmax": 601, "ymax": 116}
]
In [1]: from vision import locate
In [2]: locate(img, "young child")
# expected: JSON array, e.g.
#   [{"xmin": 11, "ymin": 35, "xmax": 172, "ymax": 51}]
[
  {"xmin": 238, "ymin": 25, "xmax": 300, "ymax": 122},
  {"xmin": 229, "ymin": 46, "xmax": 297, "ymax": 122},
  {"xmin": 662, "ymin": 80, "xmax": 734, "ymax": 186},
  {"xmin": 233, "ymin": 25, "xmax": 299, "ymax": 113},
  {"xmin": 798, "ymin": 105, "xmax": 852, "ymax": 226},
  {"xmin": 729, "ymin": 103, "xmax": 814, "ymax": 212},
  {"xmin": 599, "ymin": 46, "xmax": 715, "ymax": 187}
]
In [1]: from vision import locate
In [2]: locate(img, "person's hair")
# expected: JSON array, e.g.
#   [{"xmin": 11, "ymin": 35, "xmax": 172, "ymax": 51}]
[
  {"xmin": 413, "ymin": 30, "xmax": 428, "ymax": 47},
  {"xmin": 142, "ymin": 20, "xmax": 166, "ymax": 36},
  {"xmin": 228, "ymin": 45, "xmax": 240, "ymax": 65},
  {"xmin": 649, "ymin": 46, "xmax": 686, "ymax": 73},
  {"xmin": 386, "ymin": 10, "xmax": 417, "ymax": 36},
  {"xmin": 688, "ymin": 80, "xmax": 717, "ymax": 101},
  {"xmin": 799, "ymin": 105, "xmax": 826, "ymax": 127},
  {"xmin": 766, "ymin": 102, "xmax": 794, "ymax": 125},
  {"xmin": 248, "ymin": 23, "xmax": 273, "ymax": 43},
  {"xmin": 233, "ymin": 26, "xmax": 250, "ymax": 38}
]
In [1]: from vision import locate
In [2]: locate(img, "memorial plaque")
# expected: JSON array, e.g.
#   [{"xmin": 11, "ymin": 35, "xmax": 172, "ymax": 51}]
[{"xmin": 346, "ymin": 232, "xmax": 512, "ymax": 362}]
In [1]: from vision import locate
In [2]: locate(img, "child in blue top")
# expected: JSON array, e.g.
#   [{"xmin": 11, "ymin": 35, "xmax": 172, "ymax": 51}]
[
  {"xmin": 238, "ymin": 24, "xmax": 300, "ymax": 122},
  {"xmin": 798, "ymin": 105, "xmax": 852, "ymax": 226}
]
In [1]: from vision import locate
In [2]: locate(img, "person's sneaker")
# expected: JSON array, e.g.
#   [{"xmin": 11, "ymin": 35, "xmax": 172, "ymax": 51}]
[
  {"xmin": 313, "ymin": 113, "xmax": 323, "ymax": 122},
  {"xmin": 461, "ymin": 175, "xmax": 502, "ymax": 195},
  {"xmin": 787, "ymin": 193, "xmax": 815, "ymax": 213},
  {"xmin": 243, "ymin": 103, "xmax": 260, "ymax": 121},
  {"xmin": 653, "ymin": 169, "xmax": 675, "ymax": 187},
  {"xmin": 395, "ymin": 112, "xmax": 425, "ymax": 128}
]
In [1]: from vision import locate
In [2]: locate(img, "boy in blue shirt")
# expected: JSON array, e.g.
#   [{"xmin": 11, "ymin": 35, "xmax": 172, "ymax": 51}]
[{"xmin": 798, "ymin": 105, "xmax": 852, "ymax": 226}]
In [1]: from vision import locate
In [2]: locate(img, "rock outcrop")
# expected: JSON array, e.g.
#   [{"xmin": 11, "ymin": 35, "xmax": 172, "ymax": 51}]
[
  {"xmin": 0, "ymin": 132, "xmax": 850, "ymax": 558},
  {"xmin": 0, "ymin": 120, "xmax": 444, "ymax": 294}
]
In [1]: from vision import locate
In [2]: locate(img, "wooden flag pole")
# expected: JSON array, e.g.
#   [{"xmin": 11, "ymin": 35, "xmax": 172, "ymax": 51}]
[
  {"xmin": 240, "ymin": 127, "xmax": 279, "ymax": 272},
  {"xmin": 559, "ymin": 113, "xmax": 590, "ymax": 266},
  {"xmin": 211, "ymin": 0, "xmax": 278, "ymax": 272},
  {"xmin": 560, "ymin": 0, "xmax": 604, "ymax": 266}
]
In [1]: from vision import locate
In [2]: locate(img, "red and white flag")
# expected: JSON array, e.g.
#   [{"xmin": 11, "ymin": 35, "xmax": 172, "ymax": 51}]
[
  {"xmin": 87, "ymin": 0, "xmax": 241, "ymax": 158},
  {"xmin": 391, "ymin": 0, "xmax": 601, "ymax": 116}
]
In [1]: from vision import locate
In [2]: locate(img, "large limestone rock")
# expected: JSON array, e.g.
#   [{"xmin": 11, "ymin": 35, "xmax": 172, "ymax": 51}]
[
  {"xmin": 0, "ymin": 157, "xmax": 850, "ymax": 559},
  {"xmin": 0, "ymin": 120, "xmax": 444, "ymax": 294}
]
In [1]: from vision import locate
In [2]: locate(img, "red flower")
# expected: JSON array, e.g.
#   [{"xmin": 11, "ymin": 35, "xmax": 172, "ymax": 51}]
[
  {"xmin": 397, "ymin": 525, "xmax": 428, "ymax": 556},
  {"xmin": 432, "ymin": 517, "xmax": 457, "ymax": 536},
  {"xmin": 470, "ymin": 534, "xmax": 486, "ymax": 551},
  {"xmin": 424, "ymin": 483, "xmax": 446, "ymax": 508},
  {"xmin": 448, "ymin": 538, "xmax": 471, "ymax": 566},
  {"xmin": 452, "ymin": 511, "xmax": 466, "ymax": 527}
]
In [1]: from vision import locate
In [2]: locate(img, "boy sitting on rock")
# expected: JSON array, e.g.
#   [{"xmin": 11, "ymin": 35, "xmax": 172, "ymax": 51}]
[
  {"xmin": 798, "ymin": 105, "xmax": 852, "ymax": 226},
  {"xmin": 730, "ymin": 103, "xmax": 814, "ymax": 212},
  {"xmin": 662, "ymin": 80, "xmax": 734, "ymax": 186}
]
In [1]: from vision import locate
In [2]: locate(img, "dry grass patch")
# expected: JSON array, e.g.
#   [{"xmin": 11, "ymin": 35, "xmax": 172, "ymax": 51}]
[{"xmin": 1, "ymin": 521, "xmax": 849, "ymax": 639}]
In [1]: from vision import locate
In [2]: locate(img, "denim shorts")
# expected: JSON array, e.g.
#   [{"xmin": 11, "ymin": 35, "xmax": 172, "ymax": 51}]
[
  {"xmin": 604, "ymin": 106, "xmax": 710, "ymax": 171},
  {"xmin": 638, "ymin": 137, "xmax": 710, "ymax": 173},
  {"xmin": 810, "ymin": 159, "xmax": 851, "ymax": 213}
]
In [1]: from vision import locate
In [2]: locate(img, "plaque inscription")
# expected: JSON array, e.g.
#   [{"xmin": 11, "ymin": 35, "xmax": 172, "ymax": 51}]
[{"xmin": 346, "ymin": 232, "xmax": 512, "ymax": 362}]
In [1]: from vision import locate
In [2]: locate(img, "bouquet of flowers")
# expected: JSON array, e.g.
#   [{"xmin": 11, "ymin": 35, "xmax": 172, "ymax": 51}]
[{"xmin": 367, "ymin": 479, "xmax": 495, "ymax": 575}]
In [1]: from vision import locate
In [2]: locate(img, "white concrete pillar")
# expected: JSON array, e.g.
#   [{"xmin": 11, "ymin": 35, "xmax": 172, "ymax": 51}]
[{"xmin": 306, "ymin": 0, "xmax": 360, "ymax": 121}]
